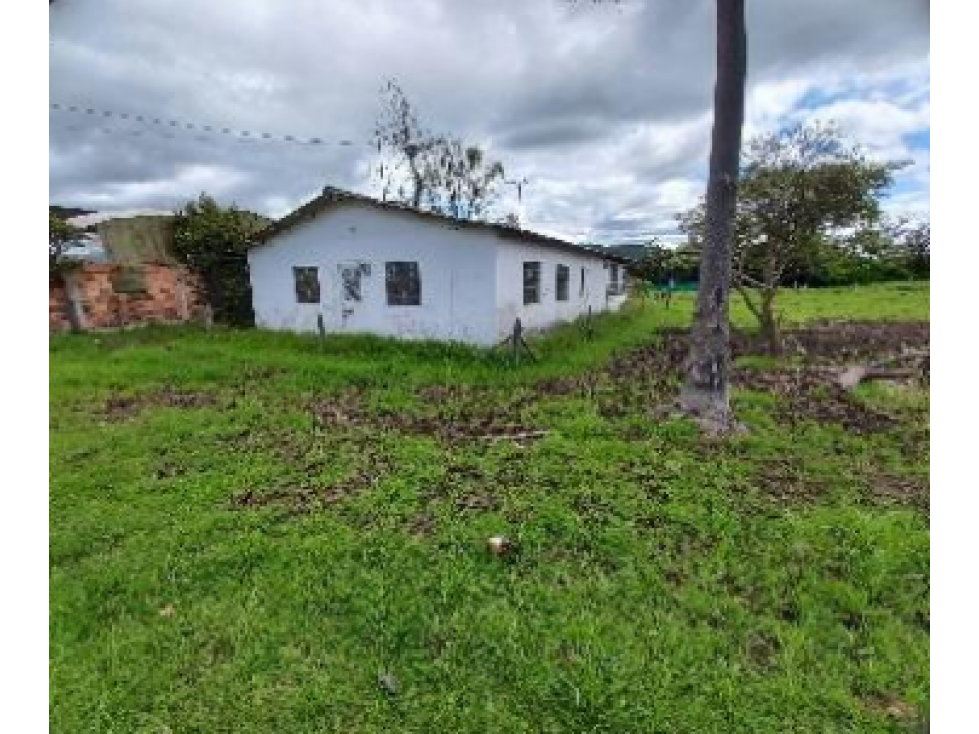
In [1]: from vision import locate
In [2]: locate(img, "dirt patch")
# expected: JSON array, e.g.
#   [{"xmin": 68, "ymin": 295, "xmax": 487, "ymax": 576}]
[
  {"xmin": 754, "ymin": 460, "xmax": 831, "ymax": 503},
  {"xmin": 230, "ymin": 439, "xmax": 396, "ymax": 514},
  {"xmin": 744, "ymin": 630, "xmax": 782, "ymax": 671},
  {"xmin": 604, "ymin": 325, "xmax": 925, "ymax": 433},
  {"xmin": 455, "ymin": 492, "xmax": 501, "ymax": 513},
  {"xmin": 230, "ymin": 467, "xmax": 387, "ymax": 513},
  {"xmin": 732, "ymin": 321, "xmax": 929, "ymax": 364},
  {"xmin": 865, "ymin": 472, "xmax": 930, "ymax": 512},
  {"xmin": 310, "ymin": 391, "xmax": 544, "ymax": 444},
  {"xmin": 734, "ymin": 367, "xmax": 900, "ymax": 434},
  {"xmin": 861, "ymin": 693, "xmax": 922, "ymax": 725},
  {"xmin": 103, "ymin": 387, "xmax": 218, "ymax": 421},
  {"xmin": 407, "ymin": 512, "xmax": 437, "ymax": 538},
  {"xmin": 305, "ymin": 322, "xmax": 926, "ymax": 440}
]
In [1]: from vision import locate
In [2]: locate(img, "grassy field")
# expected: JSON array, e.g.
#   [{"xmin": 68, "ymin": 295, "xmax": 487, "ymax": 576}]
[{"xmin": 50, "ymin": 282, "xmax": 929, "ymax": 732}]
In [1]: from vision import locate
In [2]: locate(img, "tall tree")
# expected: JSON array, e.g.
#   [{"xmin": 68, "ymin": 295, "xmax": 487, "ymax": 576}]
[
  {"xmin": 371, "ymin": 80, "xmax": 505, "ymax": 221},
  {"xmin": 678, "ymin": 123, "xmax": 902, "ymax": 353},
  {"xmin": 679, "ymin": 0, "xmax": 747, "ymax": 427},
  {"xmin": 372, "ymin": 80, "xmax": 430, "ymax": 208}
]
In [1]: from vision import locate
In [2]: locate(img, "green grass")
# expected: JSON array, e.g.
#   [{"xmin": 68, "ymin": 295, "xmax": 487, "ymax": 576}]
[{"xmin": 50, "ymin": 282, "xmax": 929, "ymax": 732}]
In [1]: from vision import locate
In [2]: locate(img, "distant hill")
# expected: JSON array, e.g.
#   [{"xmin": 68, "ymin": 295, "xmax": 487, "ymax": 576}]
[
  {"xmin": 50, "ymin": 205, "xmax": 96, "ymax": 220},
  {"xmin": 603, "ymin": 244, "xmax": 651, "ymax": 262}
]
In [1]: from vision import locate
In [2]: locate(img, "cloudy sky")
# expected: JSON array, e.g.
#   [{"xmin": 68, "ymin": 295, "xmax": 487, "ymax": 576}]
[{"xmin": 49, "ymin": 0, "xmax": 929, "ymax": 244}]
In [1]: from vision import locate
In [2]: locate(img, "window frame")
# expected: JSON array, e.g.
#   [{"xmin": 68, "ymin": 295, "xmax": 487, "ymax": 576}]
[
  {"xmin": 555, "ymin": 264, "xmax": 570, "ymax": 302},
  {"xmin": 523, "ymin": 261, "xmax": 542, "ymax": 305},
  {"xmin": 607, "ymin": 263, "xmax": 625, "ymax": 296},
  {"xmin": 292, "ymin": 266, "xmax": 321, "ymax": 304},
  {"xmin": 385, "ymin": 261, "xmax": 422, "ymax": 306},
  {"xmin": 110, "ymin": 266, "xmax": 148, "ymax": 295}
]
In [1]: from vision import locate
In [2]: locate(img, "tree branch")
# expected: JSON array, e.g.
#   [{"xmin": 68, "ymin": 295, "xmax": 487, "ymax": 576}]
[{"xmin": 733, "ymin": 280, "xmax": 763, "ymax": 320}]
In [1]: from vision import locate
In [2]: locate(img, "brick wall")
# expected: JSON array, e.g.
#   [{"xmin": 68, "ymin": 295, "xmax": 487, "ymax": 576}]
[
  {"xmin": 49, "ymin": 264, "xmax": 209, "ymax": 333},
  {"xmin": 49, "ymin": 279, "xmax": 71, "ymax": 332}
]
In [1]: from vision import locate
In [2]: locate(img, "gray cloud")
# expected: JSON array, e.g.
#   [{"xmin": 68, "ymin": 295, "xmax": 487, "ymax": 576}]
[{"xmin": 49, "ymin": 0, "xmax": 929, "ymax": 240}]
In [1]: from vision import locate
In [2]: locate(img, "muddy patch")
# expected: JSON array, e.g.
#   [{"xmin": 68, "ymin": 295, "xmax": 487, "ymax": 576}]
[
  {"xmin": 864, "ymin": 472, "xmax": 930, "ymax": 512},
  {"xmin": 310, "ymin": 390, "xmax": 545, "ymax": 444},
  {"xmin": 754, "ymin": 460, "xmax": 831, "ymax": 504},
  {"xmin": 230, "ymin": 454, "xmax": 394, "ymax": 514},
  {"xmin": 305, "ymin": 322, "xmax": 926, "ymax": 440},
  {"xmin": 103, "ymin": 387, "xmax": 218, "ymax": 421},
  {"xmin": 734, "ymin": 367, "xmax": 900, "ymax": 434},
  {"xmin": 604, "ymin": 324, "xmax": 926, "ymax": 433},
  {"xmin": 737, "ymin": 320, "xmax": 929, "ymax": 364}
]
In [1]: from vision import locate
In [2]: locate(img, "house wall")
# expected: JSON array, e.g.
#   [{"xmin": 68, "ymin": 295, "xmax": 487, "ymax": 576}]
[
  {"xmin": 49, "ymin": 264, "xmax": 207, "ymax": 333},
  {"xmin": 493, "ymin": 236, "xmax": 627, "ymax": 339},
  {"xmin": 247, "ymin": 202, "xmax": 500, "ymax": 345}
]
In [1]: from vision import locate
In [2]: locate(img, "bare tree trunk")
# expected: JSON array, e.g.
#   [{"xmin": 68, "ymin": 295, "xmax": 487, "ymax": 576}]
[{"xmin": 679, "ymin": 0, "xmax": 747, "ymax": 426}]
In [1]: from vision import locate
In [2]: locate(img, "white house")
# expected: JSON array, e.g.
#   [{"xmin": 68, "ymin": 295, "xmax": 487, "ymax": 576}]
[{"xmin": 247, "ymin": 187, "xmax": 629, "ymax": 346}]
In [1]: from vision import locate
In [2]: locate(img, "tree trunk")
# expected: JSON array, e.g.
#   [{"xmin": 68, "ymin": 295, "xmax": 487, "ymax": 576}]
[
  {"xmin": 679, "ymin": 0, "xmax": 747, "ymax": 425},
  {"xmin": 759, "ymin": 288, "xmax": 782, "ymax": 355},
  {"xmin": 55, "ymin": 270, "xmax": 84, "ymax": 333},
  {"xmin": 408, "ymin": 149, "xmax": 423, "ymax": 209}
]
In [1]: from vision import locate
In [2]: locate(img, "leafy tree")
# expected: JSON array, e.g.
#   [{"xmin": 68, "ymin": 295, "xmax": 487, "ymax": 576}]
[
  {"xmin": 49, "ymin": 211, "xmax": 83, "ymax": 276},
  {"xmin": 49, "ymin": 211, "xmax": 87, "ymax": 331},
  {"xmin": 627, "ymin": 240, "xmax": 698, "ymax": 285},
  {"xmin": 679, "ymin": 0, "xmax": 748, "ymax": 428},
  {"xmin": 679, "ymin": 122, "xmax": 903, "ymax": 353},
  {"xmin": 371, "ymin": 80, "xmax": 505, "ymax": 221},
  {"xmin": 887, "ymin": 217, "xmax": 930, "ymax": 279},
  {"xmin": 171, "ymin": 194, "xmax": 268, "ymax": 326}
]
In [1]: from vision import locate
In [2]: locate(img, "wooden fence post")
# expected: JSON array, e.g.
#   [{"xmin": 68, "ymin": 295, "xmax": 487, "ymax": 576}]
[
  {"xmin": 512, "ymin": 318, "xmax": 522, "ymax": 366},
  {"xmin": 317, "ymin": 313, "xmax": 327, "ymax": 349}
]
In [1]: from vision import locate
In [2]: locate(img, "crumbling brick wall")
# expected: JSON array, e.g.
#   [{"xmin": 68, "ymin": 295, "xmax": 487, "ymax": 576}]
[
  {"xmin": 49, "ymin": 279, "xmax": 71, "ymax": 332},
  {"xmin": 49, "ymin": 264, "xmax": 209, "ymax": 333}
]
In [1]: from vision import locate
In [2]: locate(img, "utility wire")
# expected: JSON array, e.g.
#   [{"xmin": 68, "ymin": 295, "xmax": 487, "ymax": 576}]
[{"xmin": 50, "ymin": 102, "xmax": 356, "ymax": 147}]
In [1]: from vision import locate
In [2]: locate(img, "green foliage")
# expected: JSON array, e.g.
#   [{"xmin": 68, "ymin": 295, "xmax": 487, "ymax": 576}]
[
  {"xmin": 171, "ymin": 193, "xmax": 268, "ymax": 326},
  {"xmin": 50, "ymin": 284, "xmax": 928, "ymax": 732},
  {"xmin": 627, "ymin": 240, "xmax": 701, "ymax": 285},
  {"xmin": 49, "ymin": 211, "xmax": 83, "ymax": 277}
]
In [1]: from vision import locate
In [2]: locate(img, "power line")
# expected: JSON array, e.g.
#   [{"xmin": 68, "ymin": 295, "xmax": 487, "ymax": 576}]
[
  {"xmin": 50, "ymin": 102, "xmax": 357, "ymax": 147},
  {"xmin": 49, "ymin": 120, "xmax": 333, "ymax": 150}
]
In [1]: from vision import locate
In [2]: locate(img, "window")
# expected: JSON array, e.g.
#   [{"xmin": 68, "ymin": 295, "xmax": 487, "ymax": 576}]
[
  {"xmin": 293, "ymin": 266, "xmax": 320, "ymax": 304},
  {"xmin": 111, "ymin": 266, "xmax": 147, "ymax": 294},
  {"xmin": 523, "ymin": 261, "xmax": 541, "ymax": 304},
  {"xmin": 580, "ymin": 267, "xmax": 586, "ymax": 297},
  {"xmin": 555, "ymin": 264, "xmax": 570, "ymax": 302},
  {"xmin": 607, "ymin": 263, "xmax": 624, "ymax": 296},
  {"xmin": 386, "ymin": 261, "xmax": 421, "ymax": 305}
]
